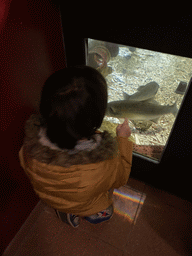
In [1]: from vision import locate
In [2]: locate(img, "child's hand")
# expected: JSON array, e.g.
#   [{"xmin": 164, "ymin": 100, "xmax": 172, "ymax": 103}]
[{"xmin": 116, "ymin": 118, "xmax": 131, "ymax": 138}]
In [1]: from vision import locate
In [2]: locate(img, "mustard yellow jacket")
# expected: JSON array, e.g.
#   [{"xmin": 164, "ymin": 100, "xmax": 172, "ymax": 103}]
[{"xmin": 19, "ymin": 115, "xmax": 133, "ymax": 216}]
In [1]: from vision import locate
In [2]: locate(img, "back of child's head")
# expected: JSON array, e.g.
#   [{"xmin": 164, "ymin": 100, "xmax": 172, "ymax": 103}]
[{"xmin": 39, "ymin": 66, "xmax": 108, "ymax": 149}]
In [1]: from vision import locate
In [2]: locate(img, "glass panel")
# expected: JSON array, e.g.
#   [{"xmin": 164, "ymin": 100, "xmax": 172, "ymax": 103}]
[{"xmin": 87, "ymin": 38, "xmax": 192, "ymax": 162}]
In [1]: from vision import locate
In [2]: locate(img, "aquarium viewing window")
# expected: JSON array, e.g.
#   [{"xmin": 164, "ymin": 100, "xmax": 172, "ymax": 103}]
[{"xmin": 86, "ymin": 38, "xmax": 191, "ymax": 162}]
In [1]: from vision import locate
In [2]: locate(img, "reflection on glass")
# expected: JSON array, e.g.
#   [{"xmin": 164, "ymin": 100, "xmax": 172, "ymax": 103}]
[{"xmin": 87, "ymin": 38, "xmax": 191, "ymax": 162}]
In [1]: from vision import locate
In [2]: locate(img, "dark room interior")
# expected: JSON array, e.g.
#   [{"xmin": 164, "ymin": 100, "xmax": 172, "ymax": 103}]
[{"xmin": 1, "ymin": 1, "xmax": 191, "ymax": 255}]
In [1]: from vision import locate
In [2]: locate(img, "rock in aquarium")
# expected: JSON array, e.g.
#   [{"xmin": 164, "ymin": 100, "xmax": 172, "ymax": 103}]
[{"xmin": 175, "ymin": 81, "xmax": 187, "ymax": 95}]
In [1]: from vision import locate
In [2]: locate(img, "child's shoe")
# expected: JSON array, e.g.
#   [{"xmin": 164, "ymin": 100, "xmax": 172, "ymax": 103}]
[
  {"xmin": 55, "ymin": 210, "xmax": 80, "ymax": 228},
  {"xmin": 67, "ymin": 214, "xmax": 80, "ymax": 228},
  {"xmin": 84, "ymin": 204, "xmax": 113, "ymax": 224}
]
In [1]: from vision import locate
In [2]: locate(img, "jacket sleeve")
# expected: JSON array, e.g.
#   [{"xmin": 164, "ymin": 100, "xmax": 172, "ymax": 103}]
[{"xmin": 111, "ymin": 137, "xmax": 133, "ymax": 188}]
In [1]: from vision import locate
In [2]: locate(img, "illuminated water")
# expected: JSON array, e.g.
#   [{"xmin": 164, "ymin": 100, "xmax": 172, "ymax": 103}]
[{"xmin": 87, "ymin": 38, "xmax": 192, "ymax": 161}]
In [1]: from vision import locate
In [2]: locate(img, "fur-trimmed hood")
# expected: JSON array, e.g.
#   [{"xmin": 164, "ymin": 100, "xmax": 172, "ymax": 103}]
[{"xmin": 23, "ymin": 114, "xmax": 118, "ymax": 168}]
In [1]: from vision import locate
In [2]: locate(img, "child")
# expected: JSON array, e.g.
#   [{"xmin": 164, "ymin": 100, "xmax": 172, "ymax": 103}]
[{"xmin": 19, "ymin": 66, "xmax": 133, "ymax": 228}]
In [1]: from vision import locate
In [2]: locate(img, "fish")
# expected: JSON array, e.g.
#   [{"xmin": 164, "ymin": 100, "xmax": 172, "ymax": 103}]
[
  {"xmin": 123, "ymin": 81, "xmax": 159, "ymax": 102},
  {"xmin": 106, "ymin": 99, "xmax": 178, "ymax": 123}
]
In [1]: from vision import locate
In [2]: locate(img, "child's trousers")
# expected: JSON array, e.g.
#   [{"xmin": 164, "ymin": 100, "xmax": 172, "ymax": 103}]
[
  {"xmin": 56, "ymin": 189, "xmax": 114, "ymax": 226},
  {"xmin": 56, "ymin": 204, "xmax": 114, "ymax": 225}
]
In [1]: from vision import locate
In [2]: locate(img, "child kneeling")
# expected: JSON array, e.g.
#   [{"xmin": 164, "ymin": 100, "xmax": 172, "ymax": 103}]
[{"xmin": 19, "ymin": 66, "xmax": 133, "ymax": 228}]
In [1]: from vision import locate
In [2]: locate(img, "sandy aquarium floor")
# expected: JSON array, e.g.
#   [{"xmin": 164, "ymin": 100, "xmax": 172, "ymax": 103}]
[{"xmin": 102, "ymin": 46, "xmax": 192, "ymax": 158}]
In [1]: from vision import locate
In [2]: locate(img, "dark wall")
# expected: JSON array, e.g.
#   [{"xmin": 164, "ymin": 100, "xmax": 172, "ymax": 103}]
[{"xmin": 0, "ymin": 0, "xmax": 65, "ymax": 253}]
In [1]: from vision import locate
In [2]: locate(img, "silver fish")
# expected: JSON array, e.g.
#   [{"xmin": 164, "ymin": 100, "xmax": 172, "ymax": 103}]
[
  {"xmin": 106, "ymin": 100, "xmax": 178, "ymax": 122},
  {"xmin": 123, "ymin": 81, "xmax": 159, "ymax": 102}
]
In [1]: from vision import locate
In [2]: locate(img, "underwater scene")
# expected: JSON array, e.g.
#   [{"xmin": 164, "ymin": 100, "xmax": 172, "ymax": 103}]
[{"xmin": 87, "ymin": 38, "xmax": 192, "ymax": 162}]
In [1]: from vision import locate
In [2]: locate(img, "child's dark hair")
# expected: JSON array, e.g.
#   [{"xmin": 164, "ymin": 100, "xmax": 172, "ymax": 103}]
[{"xmin": 39, "ymin": 66, "xmax": 108, "ymax": 149}]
